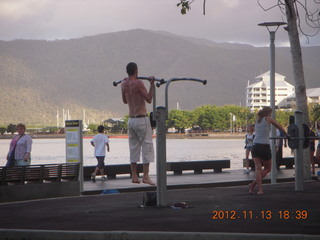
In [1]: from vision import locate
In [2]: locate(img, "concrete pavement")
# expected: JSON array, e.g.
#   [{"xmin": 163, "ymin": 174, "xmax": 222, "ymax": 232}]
[{"xmin": 0, "ymin": 169, "xmax": 319, "ymax": 240}]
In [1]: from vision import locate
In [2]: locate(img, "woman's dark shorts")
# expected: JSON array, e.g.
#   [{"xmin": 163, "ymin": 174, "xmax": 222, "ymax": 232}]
[
  {"xmin": 252, "ymin": 144, "xmax": 271, "ymax": 161},
  {"xmin": 96, "ymin": 156, "xmax": 105, "ymax": 169}
]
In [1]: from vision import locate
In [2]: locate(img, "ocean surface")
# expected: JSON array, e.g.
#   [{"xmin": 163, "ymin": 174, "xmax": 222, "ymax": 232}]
[{"xmin": 0, "ymin": 137, "xmax": 293, "ymax": 175}]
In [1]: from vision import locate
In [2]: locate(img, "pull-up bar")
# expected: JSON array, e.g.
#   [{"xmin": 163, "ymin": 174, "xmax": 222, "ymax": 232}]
[
  {"xmin": 113, "ymin": 76, "xmax": 165, "ymax": 121},
  {"xmin": 113, "ymin": 77, "xmax": 165, "ymax": 87}
]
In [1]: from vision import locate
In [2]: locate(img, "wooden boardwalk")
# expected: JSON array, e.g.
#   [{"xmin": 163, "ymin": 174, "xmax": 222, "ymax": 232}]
[{"xmin": 82, "ymin": 168, "xmax": 297, "ymax": 195}]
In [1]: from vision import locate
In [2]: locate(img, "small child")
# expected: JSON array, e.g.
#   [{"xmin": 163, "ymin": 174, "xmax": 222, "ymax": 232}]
[
  {"xmin": 91, "ymin": 125, "xmax": 110, "ymax": 182},
  {"xmin": 244, "ymin": 124, "xmax": 255, "ymax": 174}
]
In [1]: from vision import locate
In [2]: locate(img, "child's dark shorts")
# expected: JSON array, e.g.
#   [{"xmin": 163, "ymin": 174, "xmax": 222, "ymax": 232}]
[{"xmin": 96, "ymin": 156, "xmax": 105, "ymax": 169}]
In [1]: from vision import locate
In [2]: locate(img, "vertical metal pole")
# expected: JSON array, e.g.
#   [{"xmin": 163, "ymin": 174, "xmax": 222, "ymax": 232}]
[
  {"xmin": 79, "ymin": 120, "xmax": 84, "ymax": 193},
  {"xmin": 294, "ymin": 111, "xmax": 304, "ymax": 191},
  {"xmin": 156, "ymin": 106, "xmax": 167, "ymax": 207},
  {"xmin": 232, "ymin": 115, "xmax": 234, "ymax": 133},
  {"xmin": 270, "ymin": 31, "xmax": 277, "ymax": 184},
  {"xmin": 153, "ymin": 86, "xmax": 156, "ymax": 122}
]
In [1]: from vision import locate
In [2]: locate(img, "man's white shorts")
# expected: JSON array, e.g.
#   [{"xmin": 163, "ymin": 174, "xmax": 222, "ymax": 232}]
[{"xmin": 128, "ymin": 117, "xmax": 154, "ymax": 163}]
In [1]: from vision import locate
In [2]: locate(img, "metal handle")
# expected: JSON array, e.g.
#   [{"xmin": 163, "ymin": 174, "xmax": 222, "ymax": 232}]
[
  {"xmin": 270, "ymin": 136, "xmax": 320, "ymax": 140},
  {"xmin": 164, "ymin": 78, "xmax": 207, "ymax": 118},
  {"xmin": 113, "ymin": 77, "xmax": 165, "ymax": 87},
  {"xmin": 113, "ymin": 76, "xmax": 165, "ymax": 122}
]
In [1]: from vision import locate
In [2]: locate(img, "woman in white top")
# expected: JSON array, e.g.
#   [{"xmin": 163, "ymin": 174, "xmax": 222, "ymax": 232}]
[{"xmin": 249, "ymin": 107, "xmax": 287, "ymax": 195}]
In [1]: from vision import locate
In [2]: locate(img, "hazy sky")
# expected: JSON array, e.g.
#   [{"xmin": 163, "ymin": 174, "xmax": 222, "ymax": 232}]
[{"xmin": 1, "ymin": 0, "xmax": 320, "ymax": 47}]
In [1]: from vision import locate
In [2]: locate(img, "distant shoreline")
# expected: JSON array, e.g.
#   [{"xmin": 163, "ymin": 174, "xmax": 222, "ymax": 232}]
[{"xmin": 0, "ymin": 133, "xmax": 245, "ymax": 140}]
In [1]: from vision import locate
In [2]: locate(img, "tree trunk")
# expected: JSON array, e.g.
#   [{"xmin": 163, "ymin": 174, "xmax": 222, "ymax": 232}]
[{"xmin": 285, "ymin": 0, "xmax": 311, "ymax": 179}]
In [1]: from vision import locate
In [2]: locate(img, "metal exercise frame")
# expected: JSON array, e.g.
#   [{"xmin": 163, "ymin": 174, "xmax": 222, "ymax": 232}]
[
  {"xmin": 269, "ymin": 111, "xmax": 320, "ymax": 191},
  {"xmin": 155, "ymin": 78, "xmax": 207, "ymax": 206},
  {"xmin": 113, "ymin": 77, "xmax": 164, "ymax": 121},
  {"xmin": 114, "ymin": 76, "xmax": 207, "ymax": 207}
]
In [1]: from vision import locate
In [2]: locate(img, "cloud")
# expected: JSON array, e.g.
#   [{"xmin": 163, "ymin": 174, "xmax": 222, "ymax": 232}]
[
  {"xmin": 0, "ymin": 0, "xmax": 53, "ymax": 21},
  {"xmin": 0, "ymin": 0, "xmax": 319, "ymax": 47}
]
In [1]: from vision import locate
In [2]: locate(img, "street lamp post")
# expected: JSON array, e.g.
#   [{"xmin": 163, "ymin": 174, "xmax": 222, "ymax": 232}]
[
  {"xmin": 229, "ymin": 113, "xmax": 235, "ymax": 133},
  {"xmin": 258, "ymin": 22, "xmax": 286, "ymax": 184},
  {"xmin": 229, "ymin": 113, "xmax": 233, "ymax": 134}
]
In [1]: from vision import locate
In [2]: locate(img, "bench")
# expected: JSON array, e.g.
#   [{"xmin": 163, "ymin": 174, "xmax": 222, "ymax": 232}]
[
  {"xmin": 0, "ymin": 163, "xmax": 80, "ymax": 203},
  {"xmin": 243, "ymin": 157, "xmax": 299, "ymax": 170},
  {"xmin": 83, "ymin": 164, "xmax": 144, "ymax": 180},
  {"xmin": 166, "ymin": 160, "xmax": 230, "ymax": 175},
  {"xmin": 0, "ymin": 163, "xmax": 80, "ymax": 186},
  {"xmin": 44, "ymin": 164, "xmax": 80, "ymax": 182},
  {"xmin": 83, "ymin": 160, "xmax": 230, "ymax": 179}
]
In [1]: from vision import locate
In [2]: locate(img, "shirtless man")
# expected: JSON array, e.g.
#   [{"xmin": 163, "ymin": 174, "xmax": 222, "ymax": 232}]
[{"xmin": 121, "ymin": 62, "xmax": 155, "ymax": 185}]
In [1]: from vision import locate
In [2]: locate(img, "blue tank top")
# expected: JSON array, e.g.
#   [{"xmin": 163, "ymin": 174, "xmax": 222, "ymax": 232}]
[{"xmin": 253, "ymin": 117, "xmax": 270, "ymax": 144}]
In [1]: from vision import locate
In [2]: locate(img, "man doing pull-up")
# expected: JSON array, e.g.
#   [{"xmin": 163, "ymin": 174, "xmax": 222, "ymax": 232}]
[{"xmin": 121, "ymin": 62, "xmax": 155, "ymax": 185}]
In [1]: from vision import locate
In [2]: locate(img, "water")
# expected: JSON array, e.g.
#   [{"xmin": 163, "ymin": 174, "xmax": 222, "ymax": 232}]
[{"xmin": 0, "ymin": 137, "xmax": 293, "ymax": 175}]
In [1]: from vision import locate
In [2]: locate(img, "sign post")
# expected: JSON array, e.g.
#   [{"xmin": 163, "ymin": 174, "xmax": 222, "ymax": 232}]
[{"xmin": 65, "ymin": 120, "xmax": 83, "ymax": 192}]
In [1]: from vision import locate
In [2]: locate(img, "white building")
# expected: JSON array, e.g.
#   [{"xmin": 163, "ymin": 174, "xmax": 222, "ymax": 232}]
[
  {"xmin": 307, "ymin": 88, "xmax": 320, "ymax": 104},
  {"xmin": 285, "ymin": 87, "xmax": 320, "ymax": 108},
  {"xmin": 246, "ymin": 71, "xmax": 295, "ymax": 111}
]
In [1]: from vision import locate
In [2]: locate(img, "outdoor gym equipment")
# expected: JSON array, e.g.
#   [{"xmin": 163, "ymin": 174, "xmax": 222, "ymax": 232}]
[
  {"xmin": 113, "ymin": 76, "xmax": 207, "ymax": 207},
  {"xmin": 269, "ymin": 111, "xmax": 319, "ymax": 191},
  {"xmin": 155, "ymin": 77, "xmax": 207, "ymax": 207},
  {"xmin": 270, "ymin": 124, "xmax": 319, "ymax": 150},
  {"xmin": 113, "ymin": 76, "xmax": 165, "ymax": 122},
  {"xmin": 156, "ymin": 77, "xmax": 207, "ymax": 117},
  {"xmin": 113, "ymin": 77, "xmax": 165, "ymax": 87}
]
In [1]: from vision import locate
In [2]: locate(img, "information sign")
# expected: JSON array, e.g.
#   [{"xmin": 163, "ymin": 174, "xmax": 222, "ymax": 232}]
[
  {"xmin": 65, "ymin": 120, "xmax": 83, "ymax": 192},
  {"xmin": 65, "ymin": 120, "xmax": 83, "ymax": 163}
]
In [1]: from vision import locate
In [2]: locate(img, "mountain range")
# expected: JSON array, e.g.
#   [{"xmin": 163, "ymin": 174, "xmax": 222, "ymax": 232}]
[{"xmin": 0, "ymin": 29, "xmax": 319, "ymax": 126}]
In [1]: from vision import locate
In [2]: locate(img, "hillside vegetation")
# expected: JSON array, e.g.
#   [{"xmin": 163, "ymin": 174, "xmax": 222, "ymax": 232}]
[{"xmin": 0, "ymin": 29, "xmax": 319, "ymax": 126}]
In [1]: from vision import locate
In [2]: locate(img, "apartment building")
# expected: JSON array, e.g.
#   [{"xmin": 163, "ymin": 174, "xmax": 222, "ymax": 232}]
[{"xmin": 246, "ymin": 71, "xmax": 295, "ymax": 111}]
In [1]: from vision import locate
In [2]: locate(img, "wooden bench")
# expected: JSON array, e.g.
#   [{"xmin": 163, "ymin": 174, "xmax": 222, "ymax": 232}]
[
  {"xmin": 83, "ymin": 164, "xmax": 144, "ymax": 180},
  {"xmin": 44, "ymin": 164, "xmax": 80, "ymax": 182},
  {"xmin": 0, "ymin": 163, "xmax": 81, "ymax": 203},
  {"xmin": 243, "ymin": 157, "xmax": 297, "ymax": 170},
  {"xmin": 0, "ymin": 163, "xmax": 80, "ymax": 186},
  {"xmin": 83, "ymin": 160, "xmax": 230, "ymax": 179},
  {"xmin": 166, "ymin": 160, "xmax": 230, "ymax": 175}
]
